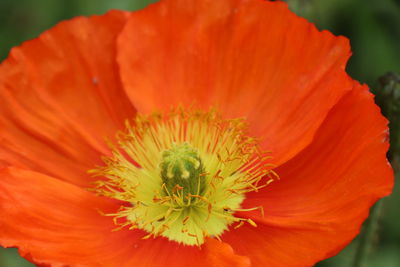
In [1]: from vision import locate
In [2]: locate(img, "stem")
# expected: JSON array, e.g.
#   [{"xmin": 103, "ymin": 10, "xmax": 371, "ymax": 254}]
[{"xmin": 351, "ymin": 201, "xmax": 383, "ymax": 267}]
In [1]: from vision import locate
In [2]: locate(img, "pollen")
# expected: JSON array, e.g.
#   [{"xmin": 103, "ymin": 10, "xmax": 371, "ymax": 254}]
[{"xmin": 90, "ymin": 108, "xmax": 278, "ymax": 246}]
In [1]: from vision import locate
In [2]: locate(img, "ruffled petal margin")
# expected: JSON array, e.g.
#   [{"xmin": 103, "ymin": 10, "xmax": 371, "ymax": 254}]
[
  {"xmin": 223, "ymin": 83, "xmax": 394, "ymax": 266},
  {"xmin": 0, "ymin": 10, "xmax": 135, "ymax": 188},
  {"xmin": 117, "ymin": 0, "xmax": 352, "ymax": 166},
  {"xmin": 0, "ymin": 167, "xmax": 249, "ymax": 267}
]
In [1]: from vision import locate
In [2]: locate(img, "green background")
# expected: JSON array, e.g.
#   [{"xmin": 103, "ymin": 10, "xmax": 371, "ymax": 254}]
[{"xmin": 0, "ymin": 0, "xmax": 399, "ymax": 266}]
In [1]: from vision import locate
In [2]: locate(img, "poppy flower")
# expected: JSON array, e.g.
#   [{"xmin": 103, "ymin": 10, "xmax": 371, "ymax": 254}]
[{"xmin": 0, "ymin": 0, "xmax": 394, "ymax": 266}]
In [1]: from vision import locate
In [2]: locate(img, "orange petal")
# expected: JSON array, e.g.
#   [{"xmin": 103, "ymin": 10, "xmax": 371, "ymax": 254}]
[
  {"xmin": 0, "ymin": 167, "xmax": 123, "ymax": 266},
  {"xmin": 0, "ymin": 11, "xmax": 135, "ymax": 187},
  {"xmin": 204, "ymin": 238, "xmax": 250, "ymax": 267},
  {"xmin": 0, "ymin": 167, "xmax": 248, "ymax": 267},
  {"xmin": 227, "ymin": 83, "xmax": 393, "ymax": 266},
  {"xmin": 223, "ymin": 224, "xmax": 350, "ymax": 267},
  {"xmin": 117, "ymin": 0, "xmax": 352, "ymax": 165},
  {"xmin": 117, "ymin": 237, "xmax": 250, "ymax": 267}
]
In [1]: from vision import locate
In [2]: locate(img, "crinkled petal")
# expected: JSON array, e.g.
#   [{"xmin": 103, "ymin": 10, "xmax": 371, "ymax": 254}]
[
  {"xmin": 117, "ymin": 0, "xmax": 352, "ymax": 165},
  {"xmin": 0, "ymin": 11, "xmax": 135, "ymax": 187},
  {"xmin": 224, "ymin": 83, "xmax": 393, "ymax": 266}
]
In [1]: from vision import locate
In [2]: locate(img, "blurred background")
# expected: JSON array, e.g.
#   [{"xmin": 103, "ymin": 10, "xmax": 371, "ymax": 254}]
[{"xmin": 0, "ymin": 0, "xmax": 399, "ymax": 266}]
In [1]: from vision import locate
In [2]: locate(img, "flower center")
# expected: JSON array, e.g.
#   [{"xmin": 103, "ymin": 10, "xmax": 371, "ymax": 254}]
[{"xmin": 91, "ymin": 108, "xmax": 277, "ymax": 246}]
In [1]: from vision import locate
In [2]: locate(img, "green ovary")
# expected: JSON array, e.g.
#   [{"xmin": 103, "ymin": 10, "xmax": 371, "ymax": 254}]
[{"xmin": 160, "ymin": 143, "xmax": 206, "ymax": 199}]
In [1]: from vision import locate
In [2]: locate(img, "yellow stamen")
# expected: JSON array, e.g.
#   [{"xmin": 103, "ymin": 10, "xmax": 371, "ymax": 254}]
[{"xmin": 90, "ymin": 108, "xmax": 278, "ymax": 246}]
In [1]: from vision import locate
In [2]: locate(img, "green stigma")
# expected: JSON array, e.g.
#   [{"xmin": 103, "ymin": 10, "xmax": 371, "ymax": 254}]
[{"xmin": 160, "ymin": 143, "xmax": 205, "ymax": 199}]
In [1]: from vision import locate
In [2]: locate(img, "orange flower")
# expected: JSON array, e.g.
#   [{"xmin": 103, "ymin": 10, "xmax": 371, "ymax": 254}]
[{"xmin": 0, "ymin": 0, "xmax": 393, "ymax": 266}]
